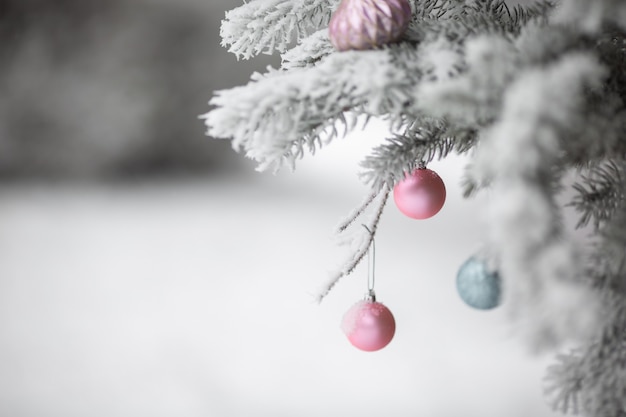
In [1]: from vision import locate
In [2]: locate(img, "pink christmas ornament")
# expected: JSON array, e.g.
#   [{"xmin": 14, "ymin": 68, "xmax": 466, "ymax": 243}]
[
  {"xmin": 394, "ymin": 167, "xmax": 446, "ymax": 219},
  {"xmin": 328, "ymin": 0, "xmax": 412, "ymax": 51},
  {"xmin": 341, "ymin": 300, "xmax": 396, "ymax": 351}
]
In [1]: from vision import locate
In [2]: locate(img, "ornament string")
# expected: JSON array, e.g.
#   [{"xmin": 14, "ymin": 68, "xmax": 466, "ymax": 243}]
[
  {"xmin": 316, "ymin": 186, "xmax": 390, "ymax": 303},
  {"xmin": 362, "ymin": 224, "xmax": 376, "ymax": 301}
]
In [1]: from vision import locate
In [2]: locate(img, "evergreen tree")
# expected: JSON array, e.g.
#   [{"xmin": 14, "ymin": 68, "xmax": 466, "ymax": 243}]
[{"xmin": 203, "ymin": 0, "xmax": 626, "ymax": 414}]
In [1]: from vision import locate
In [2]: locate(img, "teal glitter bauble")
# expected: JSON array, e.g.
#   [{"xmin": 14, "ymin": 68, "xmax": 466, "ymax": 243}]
[{"xmin": 456, "ymin": 257, "xmax": 501, "ymax": 310}]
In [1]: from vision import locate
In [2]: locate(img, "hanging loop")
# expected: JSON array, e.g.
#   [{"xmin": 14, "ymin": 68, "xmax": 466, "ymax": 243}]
[
  {"xmin": 410, "ymin": 160, "xmax": 426, "ymax": 171},
  {"xmin": 361, "ymin": 224, "xmax": 376, "ymax": 302}
]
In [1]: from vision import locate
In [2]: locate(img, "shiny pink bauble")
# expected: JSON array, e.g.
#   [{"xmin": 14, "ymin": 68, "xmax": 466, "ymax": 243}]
[
  {"xmin": 328, "ymin": 0, "xmax": 412, "ymax": 51},
  {"xmin": 393, "ymin": 168, "xmax": 446, "ymax": 219},
  {"xmin": 341, "ymin": 300, "xmax": 396, "ymax": 351}
]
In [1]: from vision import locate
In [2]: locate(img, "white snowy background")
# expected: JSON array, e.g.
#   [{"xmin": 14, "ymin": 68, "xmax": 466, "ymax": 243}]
[{"xmin": 0, "ymin": 1, "xmax": 564, "ymax": 416}]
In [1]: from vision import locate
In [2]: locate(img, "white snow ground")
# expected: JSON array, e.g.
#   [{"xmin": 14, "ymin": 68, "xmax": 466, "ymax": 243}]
[{"xmin": 0, "ymin": 124, "xmax": 562, "ymax": 417}]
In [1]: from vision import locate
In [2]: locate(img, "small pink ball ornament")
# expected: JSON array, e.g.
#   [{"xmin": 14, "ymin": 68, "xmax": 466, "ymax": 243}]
[
  {"xmin": 328, "ymin": 0, "xmax": 412, "ymax": 51},
  {"xmin": 341, "ymin": 298, "xmax": 396, "ymax": 351},
  {"xmin": 393, "ymin": 166, "xmax": 446, "ymax": 219}
]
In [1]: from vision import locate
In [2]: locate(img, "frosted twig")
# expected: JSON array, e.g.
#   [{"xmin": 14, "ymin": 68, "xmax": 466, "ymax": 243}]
[
  {"xmin": 221, "ymin": 0, "xmax": 337, "ymax": 59},
  {"xmin": 334, "ymin": 189, "xmax": 381, "ymax": 234},
  {"xmin": 316, "ymin": 187, "xmax": 390, "ymax": 302},
  {"xmin": 204, "ymin": 45, "xmax": 420, "ymax": 173},
  {"xmin": 281, "ymin": 29, "xmax": 334, "ymax": 70},
  {"xmin": 570, "ymin": 160, "xmax": 625, "ymax": 229},
  {"xmin": 360, "ymin": 118, "xmax": 476, "ymax": 189}
]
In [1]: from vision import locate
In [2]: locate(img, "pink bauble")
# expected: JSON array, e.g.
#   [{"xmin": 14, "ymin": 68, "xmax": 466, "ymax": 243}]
[
  {"xmin": 393, "ymin": 168, "xmax": 446, "ymax": 219},
  {"xmin": 341, "ymin": 300, "xmax": 395, "ymax": 351},
  {"xmin": 328, "ymin": 0, "xmax": 412, "ymax": 51}
]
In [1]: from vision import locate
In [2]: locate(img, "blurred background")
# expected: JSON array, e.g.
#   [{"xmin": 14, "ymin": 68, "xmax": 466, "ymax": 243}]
[
  {"xmin": 0, "ymin": 0, "xmax": 278, "ymax": 179},
  {"xmin": 0, "ymin": 1, "xmax": 562, "ymax": 416}
]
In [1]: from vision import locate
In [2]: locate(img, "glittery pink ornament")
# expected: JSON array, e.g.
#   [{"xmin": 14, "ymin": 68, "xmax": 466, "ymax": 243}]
[
  {"xmin": 328, "ymin": 0, "xmax": 412, "ymax": 51},
  {"xmin": 341, "ymin": 300, "xmax": 396, "ymax": 351},
  {"xmin": 393, "ymin": 167, "xmax": 446, "ymax": 219}
]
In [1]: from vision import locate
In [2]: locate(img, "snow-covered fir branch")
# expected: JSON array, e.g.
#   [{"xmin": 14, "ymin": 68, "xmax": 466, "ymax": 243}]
[
  {"xmin": 472, "ymin": 52, "xmax": 608, "ymax": 349},
  {"xmin": 334, "ymin": 189, "xmax": 381, "ymax": 234},
  {"xmin": 203, "ymin": 44, "xmax": 421, "ymax": 172},
  {"xmin": 280, "ymin": 29, "xmax": 334, "ymax": 70},
  {"xmin": 417, "ymin": 35, "xmax": 519, "ymax": 126},
  {"xmin": 210, "ymin": 0, "xmax": 558, "ymax": 176},
  {"xmin": 359, "ymin": 118, "xmax": 476, "ymax": 190},
  {"xmin": 546, "ymin": 174, "xmax": 626, "ymax": 415},
  {"xmin": 553, "ymin": 0, "xmax": 626, "ymax": 33},
  {"xmin": 570, "ymin": 161, "xmax": 625, "ymax": 229},
  {"xmin": 316, "ymin": 187, "xmax": 390, "ymax": 302},
  {"xmin": 406, "ymin": 0, "xmax": 552, "ymax": 44},
  {"xmin": 221, "ymin": 0, "xmax": 337, "ymax": 59}
]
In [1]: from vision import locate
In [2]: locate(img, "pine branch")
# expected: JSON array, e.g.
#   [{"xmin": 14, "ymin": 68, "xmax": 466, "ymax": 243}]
[
  {"xmin": 546, "ymin": 162, "xmax": 626, "ymax": 416},
  {"xmin": 546, "ymin": 338, "xmax": 626, "ymax": 416},
  {"xmin": 281, "ymin": 29, "xmax": 334, "ymax": 70},
  {"xmin": 473, "ymin": 52, "xmax": 607, "ymax": 350},
  {"xmin": 503, "ymin": 1, "xmax": 554, "ymax": 28},
  {"xmin": 316, "ymin": 187, "xmax": 390, "ymax": 302},
  {"xmin": 570, "ymin": 160, "xmax": 625, "ymax": 229},
  {"xmin": 334, "ymin": 189, "xmax": 380, "ymax": 234},
  {"xmin": 203, "ymin": 44, "xmax": 421, "ymax": 172},
  {"xmin": 545, "ymin": 350, "xmax": 584, "ymax": 414},
  {"xmin": 221, "ymin": 0, "xmax": 337, "ymax": 60},
  {"xmin": 546, "ymin": 287, "xmax": 626, "ymax": 415},
  {"xmin": 359, "ymin": 117, "xmax": 476, "ymax": 190},
  {"xmin": 405, "ymin": 0, "xmax": 552, "ymax": 44},
  {"xmin": 597, "ymin": 28, "xmax": 626, "ymax": 105},
  {"xmin": 416, "ymin": 35, "xmax": 519, "ymax": 126},
  {"xmin": 553, "ymin": 0, "xmax": 626, "ymax": 33}
]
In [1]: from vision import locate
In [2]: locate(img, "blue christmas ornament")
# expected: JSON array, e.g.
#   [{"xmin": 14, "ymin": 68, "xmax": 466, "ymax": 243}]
[{"xmin": 456, "ymin": 257, "xmax": 501, "ymax": 310}]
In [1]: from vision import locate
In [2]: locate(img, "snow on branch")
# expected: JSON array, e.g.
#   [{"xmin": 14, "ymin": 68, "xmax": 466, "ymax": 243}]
[
  {"xmin": 281, "ymin": 29, "xmax": 334, "ymax": 70},
  {"xmin": 203, "ymin": 44, "xmax": 421, "ymax": 173},
  {"xmin": 406, "ymin": 0, "xmax": 552, "ymax": 43},
  {"xmin": 359, "ymin": 118, "xmax": 476, "ymax": 190},
  {"xmin": 546, "ymin": 182, "xmax": 626, "ymax": 415},
  {"xmin": 316, "ymin": 187, "xmax": 390, "ymax": 302},
  {"xmin": 221, "ymin": 0, "xmax": 337, "ymax": 60},
  {"xmin": 554, "ymin": 0, "xmax": 626, "ymax": 33},
  {"xmin": 547, "ymin": 338, "xmax": 626, "ymax": 416},
  {"xmin": 570, "ymin": 160, "xmax": 625, "ymax": 229},
  {"xmin": 417, "ymin": 35, "xmax": 519, "ymax": 126},
  {"xmin": 474, "ymin": 52, "xmax": 608, "ymax": 350}
]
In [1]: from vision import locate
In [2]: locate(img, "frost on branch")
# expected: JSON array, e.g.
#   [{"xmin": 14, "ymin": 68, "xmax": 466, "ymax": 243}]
[
  {"xmin": 360, "ymin": 117, "xmax": 476, "ymax": 190},
  {"xmin": 473, "ymin": 53, "xmax": 608, "ymax": 350},
  {"xmin": 553, "ymin": 0, "xmax": 626, "ymax": 33},
  {"xmin": 221, "ymin": 0, "xmax": 337, "ymax": 59},
  {"xmin": 570, "ymin": 161, "xmax": 625, "ymax": 229},
  {"xmin": 417, "ymin": 35, "xmax": 519, "ymax": 126},
  {"xmin": 546, "ymin": 179, "xmax": 626, "ymax": 416},
  {"xmin": 317, "ymin": 187, "xmax": 390, "ymax": 302},
  {"xmin": 281, "ymin": 29, "xmax": 334, "ymax": 70},
  {"xmin": 407, "ymin": 0, "xmax": 552, "ymax": 43},
  {"xmin": 203, "ymin": 44, "xmax": 421, "ymax": 172}
]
